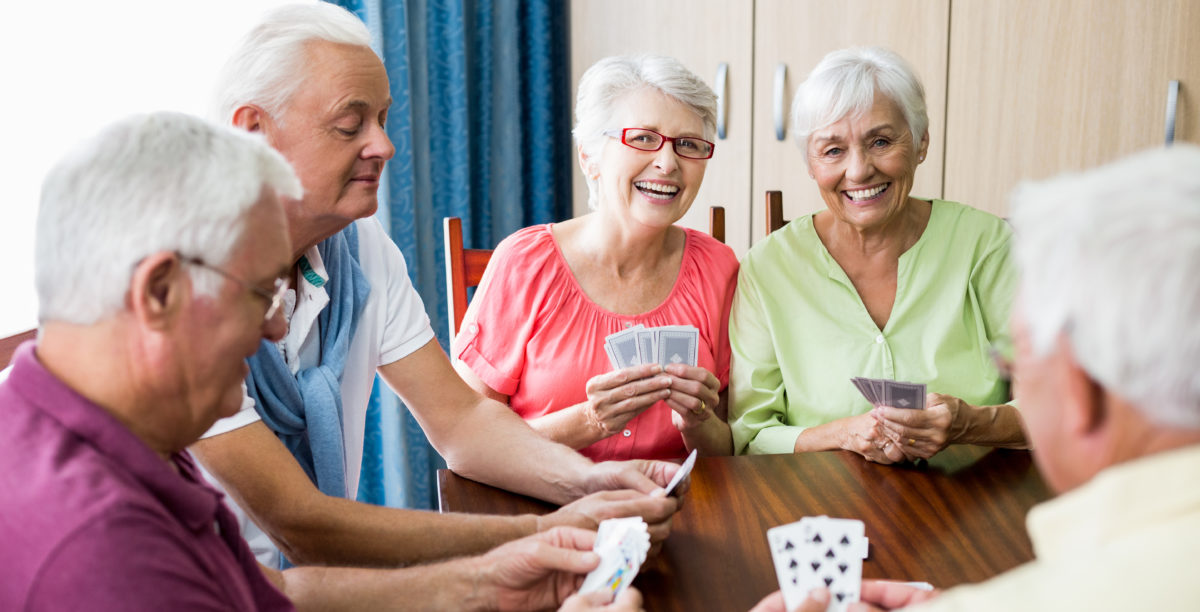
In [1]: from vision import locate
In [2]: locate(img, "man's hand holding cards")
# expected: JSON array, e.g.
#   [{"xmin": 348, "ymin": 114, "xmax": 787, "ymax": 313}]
[{"xmin": 577, "ymin": 517, "xmax": 651, "ymax": 604}]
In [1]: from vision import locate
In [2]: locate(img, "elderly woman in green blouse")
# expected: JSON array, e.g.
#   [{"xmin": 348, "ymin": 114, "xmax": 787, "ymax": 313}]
[{"xmin": 729, "ymin": 47, "xmax": 1027, "ymax": 462}]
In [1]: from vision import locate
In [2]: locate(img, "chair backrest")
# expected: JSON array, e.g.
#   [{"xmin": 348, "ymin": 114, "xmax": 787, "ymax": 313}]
[
  {"xmin": 766, "ymin": 190, "xmax": 789, "ymax": 234},
  {"xmin": 1, "ymin": 329, "xmax": 36, "ymax": 369},
  {"xmin": 443, "ymin": 206, "xmax": 728, "ymax": 341}
]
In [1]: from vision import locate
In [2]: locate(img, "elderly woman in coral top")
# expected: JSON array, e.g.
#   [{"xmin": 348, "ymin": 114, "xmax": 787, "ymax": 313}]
[
  {"xmin": 452, "ymin": 55, "xmax": 737, "ymax": 460},
  {"xmin": 729, "ymin": 47, "xmax": 1027, "ymax": 462}
]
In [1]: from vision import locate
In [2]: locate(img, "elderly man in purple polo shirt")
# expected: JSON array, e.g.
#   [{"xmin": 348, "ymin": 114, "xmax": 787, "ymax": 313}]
[{"xmin": 0, "ymin": 112, "xmax": 641, "ymax": 611}]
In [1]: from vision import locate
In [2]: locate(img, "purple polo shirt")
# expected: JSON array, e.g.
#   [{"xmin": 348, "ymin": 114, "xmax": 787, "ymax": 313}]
[{"xmin": 0, "ymin": 342, "xmax": 294, "ymax": 611}]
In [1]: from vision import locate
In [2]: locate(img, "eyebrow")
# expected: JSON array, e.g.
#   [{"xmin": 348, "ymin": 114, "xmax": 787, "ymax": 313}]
[
  {"xmin": 812, "ymin": 123, "xmax": 902, "ymax": 144},
  {"xmin": 334, "ymin": 98, "xmax": 393, "ymax": 114}
]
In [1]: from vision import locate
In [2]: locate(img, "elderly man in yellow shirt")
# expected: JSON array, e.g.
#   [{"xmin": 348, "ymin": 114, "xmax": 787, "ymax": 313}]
[{"xmin": 754, "ymin": 145, "xmax": 1200, "ymax": 612}]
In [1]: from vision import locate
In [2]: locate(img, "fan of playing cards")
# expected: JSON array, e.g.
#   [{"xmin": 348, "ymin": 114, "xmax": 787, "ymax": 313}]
[
  {"xmin": 604, "ymin": 325, "xmax": 699, "ymax": 369},
  {"xmin": 578, "ymin": 517, "xmax": 651, "ymax": 603},
  {"xmin": 767, "ymin": 516, "xmax": 869, "ymax": 612},
  {"xmin": 850, "ymin": 377, "xmax": 926, "ymax": 410}
]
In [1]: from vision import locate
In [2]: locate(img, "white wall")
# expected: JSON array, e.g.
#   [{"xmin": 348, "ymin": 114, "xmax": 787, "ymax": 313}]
[{"xmin": 0, "ymin": 0, "xmax": 314, "ymax": 336}]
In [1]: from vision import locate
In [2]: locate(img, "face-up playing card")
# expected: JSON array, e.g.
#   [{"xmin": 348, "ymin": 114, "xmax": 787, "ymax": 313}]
[
  {"xmin": 663, "ymin": 449, "xmax": 697, "ymax": 497},
  {"xmin": 578, "ymin": 517, "xmax": 650, "ymax": 603},
  {"xmin": 656, "ymin": 326, "xmax": 698, "ymax": 367},
  {"xmin": 767, "ymin": 516, "xmax": 869, "ymax": 612}
]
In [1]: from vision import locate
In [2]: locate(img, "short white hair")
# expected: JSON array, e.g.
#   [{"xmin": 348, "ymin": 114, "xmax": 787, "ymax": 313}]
[
  {"xmin": 573, "ymin": 54, "xmax": 717, "ymax": 210},
  {"xmin": 1010, "ymin": 145, "xmax": 1200, "ymax": 429},
  {"xmin": 211, "ymin": 2, "xmax": 373, "ymax": 123},
  {"xmin": 791, "ymin": 47, "xmax": 928, "ymax": 162},
  {"xmin": 36, "ymin": 112, "xmax": 302, "ymax": 325}
]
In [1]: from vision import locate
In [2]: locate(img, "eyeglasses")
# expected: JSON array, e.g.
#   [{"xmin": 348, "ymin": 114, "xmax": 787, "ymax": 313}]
[
  {"xmin": 602, "ymin": 127, "xmax": 715, "ymax": 160},
  {"xmin": 178, "ymin": 254, "xmax": 289, "ymax": 322}
]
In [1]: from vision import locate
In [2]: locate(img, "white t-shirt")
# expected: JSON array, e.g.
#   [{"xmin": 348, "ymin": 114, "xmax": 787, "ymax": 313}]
[{"xmin": 199, "ymin": 216, "xmax": 435, "ymax": 565}]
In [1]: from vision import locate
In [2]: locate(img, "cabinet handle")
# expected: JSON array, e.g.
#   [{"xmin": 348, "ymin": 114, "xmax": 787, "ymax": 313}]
[
  {"xmin": 774, "ymin": 63, "xmax": 787, "ymax": 141},
  {"xmin": 716, "ymin": 62, "xmax": 729, "ymax": 139},
  {"xmin": 1165, "ymin": 80, "xmax": 1180, "ymax": 145}
]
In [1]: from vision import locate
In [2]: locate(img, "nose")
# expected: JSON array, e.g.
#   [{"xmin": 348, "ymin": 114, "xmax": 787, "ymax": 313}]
[
  {"xmin": 364, "ymin": 123, "xmax": 395, "ymax": 161},
  {"xmin": 846, "ymin": 146, "xmax": 874, "ymax": 183},
  {"xmin": 262, "ymin": 307, "xmax": 288, "ymax": 343},
  {"xmin": 653, "ymin": 142, "xmax": 680, "ymax": 174}
]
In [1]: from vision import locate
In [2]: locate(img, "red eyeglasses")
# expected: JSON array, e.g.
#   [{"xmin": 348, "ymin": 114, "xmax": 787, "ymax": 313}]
[{"xmin": 602, "ymin": 127, "xmax": 715, "ymax": 159}]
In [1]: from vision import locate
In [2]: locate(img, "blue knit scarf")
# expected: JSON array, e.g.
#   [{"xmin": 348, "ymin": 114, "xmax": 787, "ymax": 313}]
[{"xmin": 245, "ymin": 223, "xmax": 371, "ymax": 504}]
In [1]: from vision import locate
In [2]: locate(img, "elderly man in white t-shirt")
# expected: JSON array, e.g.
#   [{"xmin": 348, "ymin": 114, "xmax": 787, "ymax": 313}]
[{"xmin": 192, "ymin": 3, "xmax": 679, "ymax": 569}]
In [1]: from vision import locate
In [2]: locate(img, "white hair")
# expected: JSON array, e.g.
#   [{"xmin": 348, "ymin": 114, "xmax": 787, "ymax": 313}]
[
  {"xmin": 1010, "ymin": 145, "xmax": 1200, "ymax": 429},
  {"xmin": 791, "ymin": 47, "xmax": 928, "ymax": 163},
  {"xmin": 211, "ymin": 2, "xmax": 373, "ymax": 124},
  {"xmin": 36, "ymin": 112, "xmax": 302, "ymax": 325},
  {"xmin": 572, "ymin": 54, "xmax": 718, "ymax": 209}
]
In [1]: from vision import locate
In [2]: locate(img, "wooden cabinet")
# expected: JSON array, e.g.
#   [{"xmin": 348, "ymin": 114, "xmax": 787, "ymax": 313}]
[
  {"xmin": 944, "ymin": 0, "xmax": 1200, "ymax": 216},
  {"xmin": 570, "ymin": 0, "xmax": 1199, "ymax": 250}
]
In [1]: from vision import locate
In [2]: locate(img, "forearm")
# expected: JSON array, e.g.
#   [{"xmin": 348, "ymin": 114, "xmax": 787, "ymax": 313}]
[
  {"xmin": 680, "ymin": 417, "xmax": 733, "ymax": 456},
  {"xmin": 952, "ymin": 403, "xmax": 1029, "ymax": 448},
  {"xmin": 792, "ymin": 420, "xmax": 845, "ymax": 453},
  {"xmin": 269, "ymin": 497, "xmax": 537, "ymax": 567},
  {"xmin": 276, "ymin": 556, "xmax": 494, "ymax": 611},
  {"xmin": 525, "ymin": 403, "xmax": 610, "ymax": 451},
  {"xmin": 436, "ymin": 398, "xmax": 596, "ymax": 505}
]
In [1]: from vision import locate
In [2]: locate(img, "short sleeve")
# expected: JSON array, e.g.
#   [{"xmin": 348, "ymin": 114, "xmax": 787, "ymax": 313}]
[
  {"xmin": 728, "ymin": 253, "xmax": 802, "ymax": 455},
  {"xmin": 200, "ymin": 383, "xmax": 262, "ymax": 439},
  {"xmin": 971, "ymin": 225, "xmax": 1018, "ymax": 349},
  {"xmin": 452, "ymin": 226, "xmax": 556, "ymax": 397},
  {"xmin": 357, "ymin": 218, "xmax": 436, "ymax": 366}
]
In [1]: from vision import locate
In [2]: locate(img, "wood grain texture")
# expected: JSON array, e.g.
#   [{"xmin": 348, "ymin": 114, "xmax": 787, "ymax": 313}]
[
  {"xmin": 0, "ymin": 329, "xmax": 36, "ymax": 368},
  {"xmin": 439, "ymin": 446, "xmax": 1050, "ymax": 611}
]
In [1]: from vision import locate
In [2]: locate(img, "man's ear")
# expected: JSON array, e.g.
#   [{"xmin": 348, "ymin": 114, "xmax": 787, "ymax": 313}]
[
  {"xmin": 1059, "ymin": 339, "xmax": 1106, "ymax": 436},
  {"xmin": 232, "ymin": 105, "xmax": 265, "ymax": 133},
  {"xmin": 128, "ymin": 252, "xmax": 185, "ymax": 331}
]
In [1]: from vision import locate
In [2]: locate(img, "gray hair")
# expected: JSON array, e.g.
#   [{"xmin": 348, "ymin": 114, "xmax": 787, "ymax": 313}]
[
  {"xmin": 36, "ymin": 112, "xmax": 302, "ymax": 324},
  {"xmin": 572, "ymin": 54, "xmax": 718, "ymax": 209},
  {"xmin": 211, "ymin": 2, "xmax": 373, "ymax": 123},
  {"xmin": 791, "ymin": 47, "xmax": 928, "ymax": 161},
  {"xmin": 1010, "ymin": 145, "xmax": 1200, "ymax": 429}
]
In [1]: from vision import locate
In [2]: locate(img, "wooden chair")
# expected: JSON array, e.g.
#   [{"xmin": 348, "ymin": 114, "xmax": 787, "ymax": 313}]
[
  {"xmin": 1, "ymin": 328, "xmax": 36, "ymax": 369},
  {"xmin": 444, "ymin": 206, "xmax": 728, "ymax": 340},
  {"xmin": 766, "ymin": 190, "xmax": 789, "ymax": 234}
]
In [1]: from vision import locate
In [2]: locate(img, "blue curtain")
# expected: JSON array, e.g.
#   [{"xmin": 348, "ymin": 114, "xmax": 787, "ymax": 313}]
[{"xmin": 330, "ymin": 0, "xmax": 574, "ymax": 509}]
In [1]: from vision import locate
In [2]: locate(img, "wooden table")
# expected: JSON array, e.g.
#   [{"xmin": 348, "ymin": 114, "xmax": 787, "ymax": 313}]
[{"xmin": 438, "ymin": 447, "xmax": 1051, "ymax": 611}]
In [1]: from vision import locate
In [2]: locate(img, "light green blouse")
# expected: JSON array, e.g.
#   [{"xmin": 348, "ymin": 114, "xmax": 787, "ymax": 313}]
[{"xmin": 729, "ymin": 200, "xmax": 1016, "ymax": 455}]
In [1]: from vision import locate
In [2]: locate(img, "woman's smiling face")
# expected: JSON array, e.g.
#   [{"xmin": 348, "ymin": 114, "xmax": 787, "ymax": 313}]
[{"xmin": 807, "ymin": 92, "xmax": 928, "ymax": 232}]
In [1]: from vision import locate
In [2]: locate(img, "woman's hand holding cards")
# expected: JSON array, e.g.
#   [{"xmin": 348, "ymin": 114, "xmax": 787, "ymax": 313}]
[
  {"xmin": 582, "ymin": 364, "xmax": 672, "ymax": 438},
  {"xmin": 871, "ymin": 393, "xmax": 963, "ymax": 460}
]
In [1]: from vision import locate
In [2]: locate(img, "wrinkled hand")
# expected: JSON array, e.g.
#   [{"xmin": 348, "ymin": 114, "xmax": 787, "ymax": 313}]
[
  {"xmin": 559, "ymin": 587, "xmax": 645, "ymax": 611},
  {"xmin": 583, "ymin": 364, "xmax": 672, "ymax": 437},
  {"xmin": 584, "ymin": 459, "xmax": 681, "ymax": 496},
  {"xmin": 836, "ymin": 414, "xmax": 909, "ymax": 464},
  {"xmin": 661, "ymin": 364, "xmax": 722, "ymax": 431},
  {"xmin": 749, "ymin": 588, "xmax": 831, "ymax": 612},
  {"xmin": 538, "ymin": 490, "xmax": 677, "ymax": 543},
  {"xmin": 478, "ymin": 527, "xmax": 603, "ymax": 611},
  {"xmin": 871, "ymin": 393, "xmax": 965, "ymax": 460},
  {"xmin": 849, "ymin": 580, "xmax": 940, "ymax": 610}
]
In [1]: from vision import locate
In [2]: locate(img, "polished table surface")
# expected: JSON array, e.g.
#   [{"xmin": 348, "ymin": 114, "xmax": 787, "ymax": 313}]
[{"xmin": 438, "ymin": 447, "xmax": 1051, "ymax": 612}]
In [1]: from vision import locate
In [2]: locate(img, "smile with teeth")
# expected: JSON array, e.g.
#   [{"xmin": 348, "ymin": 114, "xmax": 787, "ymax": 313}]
[
  {"xmin": 634, "ymin": 180, "xmax": 680, "ymax": 200},
  {"xmin": 845, "ymin": 183, "xmax": 889, "ymax": 201}
]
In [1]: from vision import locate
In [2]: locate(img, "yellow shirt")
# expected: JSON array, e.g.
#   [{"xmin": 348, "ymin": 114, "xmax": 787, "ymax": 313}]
[{"xmin": 912, "ymin": 444, "xmax": 1200, "ymax": 611}]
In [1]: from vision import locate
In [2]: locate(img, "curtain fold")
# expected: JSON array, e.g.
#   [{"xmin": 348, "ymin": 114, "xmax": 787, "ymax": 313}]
[{"xmin": 331, "ymin": 0, "xmax": 573, "ymax": 509}]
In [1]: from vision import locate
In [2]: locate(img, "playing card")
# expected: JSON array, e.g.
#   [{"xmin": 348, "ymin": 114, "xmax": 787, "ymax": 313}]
[
  {"xmin": 663, "ymin": 449, "xmax": 697, "ymax": 497},
  {"xmin": 579, "ymin": 517, "xmax": 650, "ymax": 603},
  {"xmin": 768, "ymin": 517, "xmax": 868, "ymax": 612},
  {"xmin": 883, "ymin": 380, "xmax": 926, "ymax": 410},
  {"xmin": 605, "ymin": 326, "xmax": 645, "ymax": 369},
  {"xmin": 636, "ymin": 328, "xmax": 656, "ymax": 367},
  {"xmin": 850, "ymin": 377, "xmax": 877, "ymax": 406},
  {"xmin": 604, "ymin": 342, "xmax": 619, "ymax": 370},
  {"xmin": 656, "ymin": 326, "xmax": 698, "ymax": 367}
]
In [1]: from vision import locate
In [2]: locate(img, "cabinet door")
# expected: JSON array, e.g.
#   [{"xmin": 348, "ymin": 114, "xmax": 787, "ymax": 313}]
[
  {"xmin": 945, "ymin": 0, "xmax": 1200, "ymax": 217},
  {"xmin": 570, "ymin": 1, "xmax": 754, "ymax": 254},
  {"xmin": 750, "ymin": 0, "xmax": 951, "ymax": 241}
]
